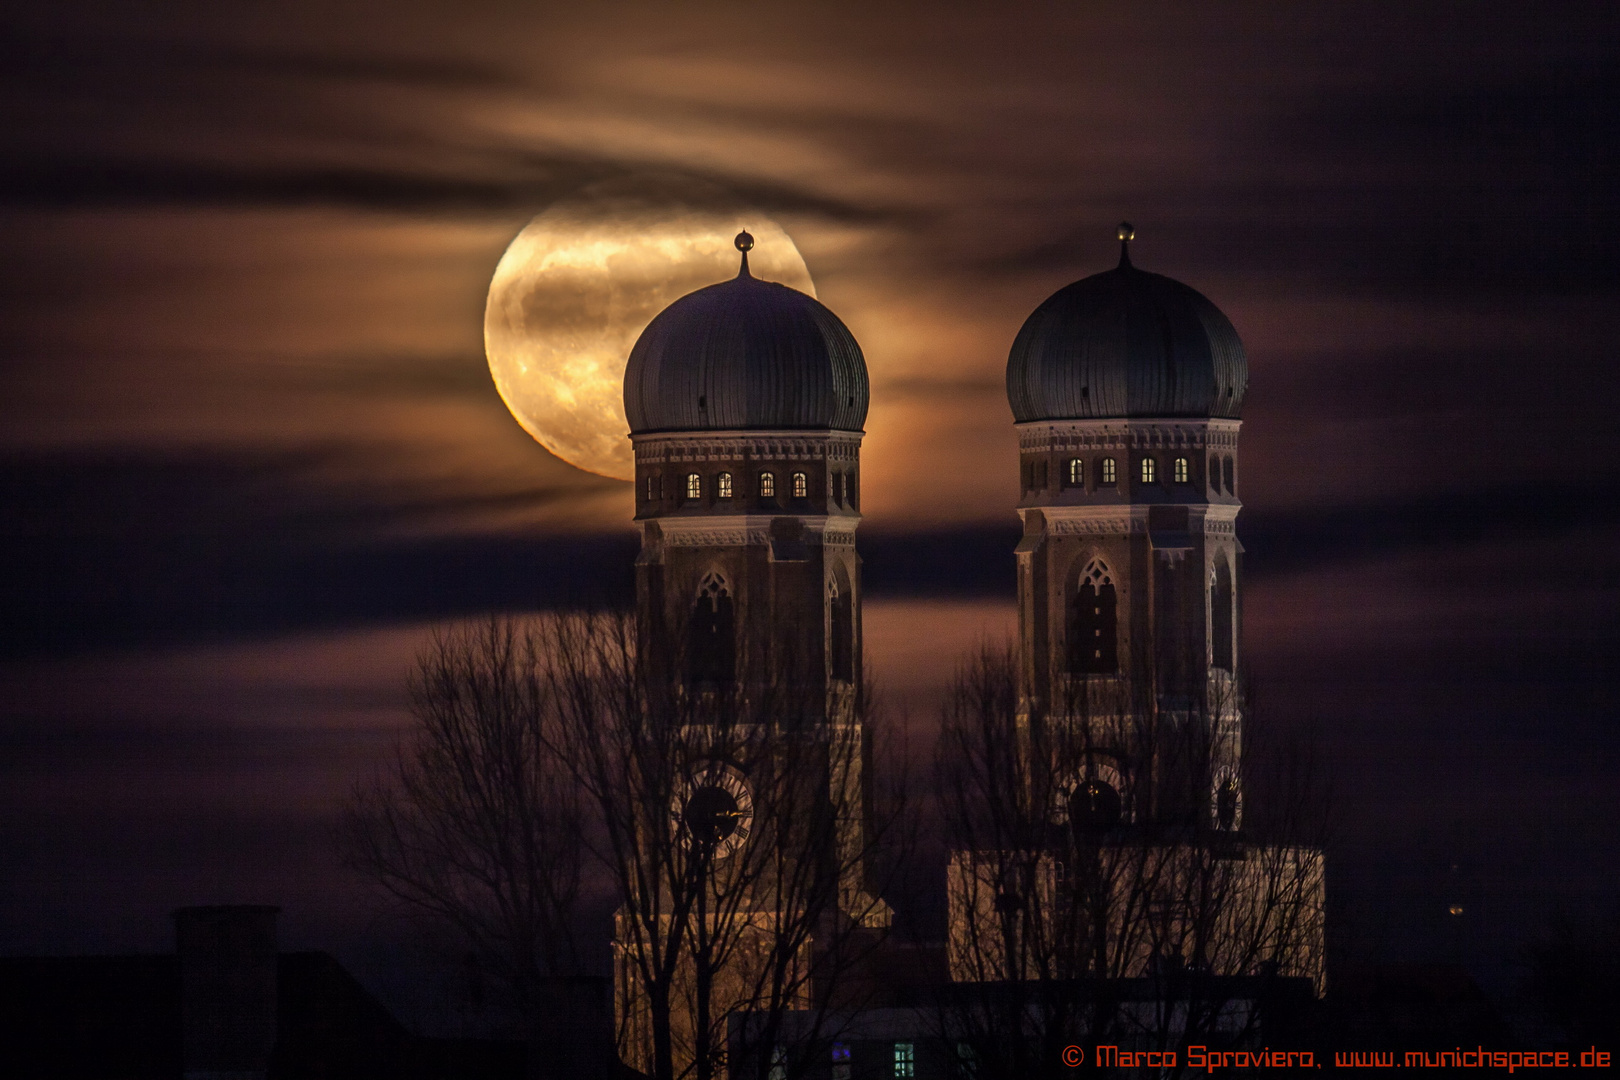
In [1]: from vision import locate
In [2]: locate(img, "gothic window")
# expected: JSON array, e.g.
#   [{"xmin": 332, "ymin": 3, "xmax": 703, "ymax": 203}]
[
  {"xmin": 849, "ymin": 471, "xmax": 858, "ymax": 507},
  {"xmin": 686, "ymin": 572, "xmax": 735, "ymax": 687},
  {"xmin": 1223, "ymin": 455, "xmax": 1235, "ymax": 495},
  {"xmin": 834, "ymin": 471, "xmax": 845, "ymax": 504},
  {"xmin": 828, "ymin": 576, "xmax": 854, "ymax": 682},
  {"xmin": 1101, "ymin": 457, "xmax": 1117, "ymax": 484},
  {"xmin": 1210, "ymin": 557, "xmax": 1234, "ymax": 671},
  {"xmin": 1067, "ymin": 559, "xmax": 1118, "ymax": 674},
  {"xmin": 758, "ymin": 471, "xmax": 776, "ymax": 498},
  {"xmin": 716, "ymin": 472, "xmax": 733, "ymax": 499},
  {"xmin": 791, "ymin": 471, "xmax": 808, "ymax": 498},
  {"xmin": 684, "ymin": 473, "xmax": 702, "ymax": 500},
  {"xmin": 1139, "ymin": 456, "xmax": 1156, "ymax": 484},
  {"xmin": 893, "ymin": 1042, "xmax": 916, "ymax": 1078},
  {"xmin": 1067, "ymin": 458, "xmax": 1084, "ymax": 487},
  {"xmin": 1173, "ymin": 456, "xmax": 1190, "ymax": 483}
]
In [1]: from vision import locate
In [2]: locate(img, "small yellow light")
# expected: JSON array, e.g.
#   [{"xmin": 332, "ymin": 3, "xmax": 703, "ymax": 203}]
[{"xmin": 1448, "ymin": 904, "xmax": 1464, "ymax": 916}]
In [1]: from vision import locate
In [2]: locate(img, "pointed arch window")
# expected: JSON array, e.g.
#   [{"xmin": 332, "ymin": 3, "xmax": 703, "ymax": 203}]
[
  {"xmin": 1100, "ymin": 457, "xmax": 1117, "ymax": 485},
  {"xmin": 1173, "ymin": 456, "xmax": 1189, "ymax": 483},
  {"xmin": 758, "ymin": 471, "xmax": 776, "ymax": 498},
  {"xmin": 1067, "ymin": 559, "xmax": 1118, "ymax": 674},
  {"xmin": 1067, "ymin": 458, "xmax": 1084, "ymax": 487},
  {"xmin": 686, "ymin": 572, "xmax": 735, "ymax": 687},
  {"xmin": 685, "ymin": 473, "xmax": 702, "ymax": 500},
  {"xmin": 1211, "ymin": 557, "xmax": 1234, "ymax": 671},
  {"xmin": 828, "ymin": 576, "xmax": 854, "ymax": 683},
  {"xmin": 791, "ymin": 471, "xmax": 808, "ymax": 499},
  {"xmin": 716, "ymin": 472, "xmax": 733, "ymax": 499}
]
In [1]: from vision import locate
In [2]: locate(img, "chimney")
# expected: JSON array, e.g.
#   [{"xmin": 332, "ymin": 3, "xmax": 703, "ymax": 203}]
[{"xmin": 174, "ymin": 905, "xmax": 280, "ymax": 1080}]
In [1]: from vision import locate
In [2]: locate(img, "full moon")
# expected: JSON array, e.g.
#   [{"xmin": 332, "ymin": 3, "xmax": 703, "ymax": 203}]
[{"xmin": 484, "ymin": 178, "xmax": 816, "ymax": 480}]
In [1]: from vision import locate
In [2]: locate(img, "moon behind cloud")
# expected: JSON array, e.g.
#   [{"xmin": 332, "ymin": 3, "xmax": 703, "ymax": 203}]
[{"xmin": 485, "ymin": 184, "xmax": 816, "ymax": 480}]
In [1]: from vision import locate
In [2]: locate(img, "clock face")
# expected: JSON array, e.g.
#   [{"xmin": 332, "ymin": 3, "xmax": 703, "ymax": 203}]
[{"xmin": 672, "ymin": 763, "xmax": 754, "ymax": 857}]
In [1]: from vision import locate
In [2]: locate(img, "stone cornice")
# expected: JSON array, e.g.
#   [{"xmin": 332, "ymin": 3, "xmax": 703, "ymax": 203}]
[
  {"xmin": 1016, "ymin": 418, "xmax": 1241, "ymax": 453},
  {"xmin": 1021, "ymin": 503, "xmax": 1240, "ymax": 536},
  {"xmin": 633, "ymin": 430, "xmax": 863, "ymax": 465},
  {"xmin": 653, "ymin": 514, "xmax": 860, "ymax": 548}
]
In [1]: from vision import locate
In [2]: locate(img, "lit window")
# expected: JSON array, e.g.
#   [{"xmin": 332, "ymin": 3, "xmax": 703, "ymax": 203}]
[
  {"xmin": 1100, "ymin": 457, "xmax": 1117, "ymax": 484},
  {"xmin": 1067, "ymin": 458, "xmax": 1083, "ymax": 486},
  {"xmin": 894, "ymin": 1042, "xmax": 916, "ymax": 1078},
  {"xmin": 685, "ymin": 473, "xmax": 702, "ymax": 499},
  {"xmin": 1173, "ymin": 456, "xmax": 1189, "ymax": 483},
  {"xmin": 832, "ymin": 1042, "xmax": 852, "ymax": 1080},
  {"xmin": 759, "ymin": 471, "xmax": 776, "ymax": 497},
  {"xmin": 792, "ymin": 471, "xmax": 808, "ymax": 498},
  {"xmin": 1140, "ymin": 457, "xmax": 1156, "ymax": 484},
  {"xmin": 717, "ymin": 472, "xmax": 733, "ymax": 499},
  {"xmin": 768, "ymin": 1045, "xmax": 787, "ymax": 1080}
]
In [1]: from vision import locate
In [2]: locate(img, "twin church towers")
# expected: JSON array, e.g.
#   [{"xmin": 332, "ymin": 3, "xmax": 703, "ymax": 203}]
[
  {"xmin": 623, "ymin": 224, "xmax": 1247, "ymax": 817},
  {"xmin": 612, "ymin": 224, "xmax": 1270, "ymax": 1067}
]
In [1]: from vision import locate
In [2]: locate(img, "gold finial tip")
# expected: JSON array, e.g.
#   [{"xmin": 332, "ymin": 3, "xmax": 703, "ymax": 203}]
[
  {"xmin": 734, "ymin": 230, "xmax": 755, "ymax": 252},
  {"xmin": 1117, "ymin": 222, "xmax": 1135, "ymax": 242}
]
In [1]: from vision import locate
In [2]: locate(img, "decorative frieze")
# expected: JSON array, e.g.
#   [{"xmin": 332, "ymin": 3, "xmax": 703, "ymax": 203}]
[
  {"xmin": 654, "ymin": 515, "xmax": 860, "ymax": 548},
  {"xmin": 633, "ymin": 430, "xmax": 863, "ymax": 466},
  {"xmin": 1016, "ymin": 418, "xmax": 1242, "ymax": 454}
]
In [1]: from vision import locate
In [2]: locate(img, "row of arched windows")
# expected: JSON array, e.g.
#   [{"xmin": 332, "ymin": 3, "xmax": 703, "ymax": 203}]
[
  {"xmin": 645, "ymin": 468, "xmax": 859, "ymax": 507},
  {"xmin": 1023, "ymin": 453, "xmax": 1237, "ymax": 495}
]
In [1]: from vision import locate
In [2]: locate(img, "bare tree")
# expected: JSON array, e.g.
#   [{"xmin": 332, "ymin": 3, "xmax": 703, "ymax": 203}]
[
  {"xmin": 346, "ymin": 612, "xmax": 907, "ymax": 1080},
  {"xmin": 539, "ymin": 611, "xmax": 904, "ymax": 1080},
  {"xmin": 340, "ymin": 619, "xmax": 587, "ymax": 1070},
  {"xmin": 938, "ymin": 643, "xmax": 1327, "ymax": 1078}
]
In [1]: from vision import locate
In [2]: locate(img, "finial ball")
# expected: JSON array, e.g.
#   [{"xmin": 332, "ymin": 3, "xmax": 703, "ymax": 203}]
[
  {"xmin": 734, "ymin": 230, "xmax": 755, "ymax": 252},
  {"xmin": 1117, "ymin": 221, "xmax": 1135, "ymax": 243}
]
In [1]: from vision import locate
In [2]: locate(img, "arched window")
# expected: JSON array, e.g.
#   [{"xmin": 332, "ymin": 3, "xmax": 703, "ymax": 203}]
[
  {"xmin": 1036, "ymin": 460, "xmax": 1049, "ymax": 489},
  {"xmin": 686, "ymin": 572, "xmax": 735, "ymax": 687},
  {"xmin": 833, "ymin": 471, "xmax": 845, "ymax": 504},
  {"xmin": 716, "ymin": 472, "xmax": 733, "ymax": 499},
  {"xmin": 1209, "ymin": 455, "xmax": 1223, "ymax": 494},
  {"xmin": 791, "ymin": 471, "xmax": 808, "ymax": 498},
  {"xmin": 828, "ymin": 574, "xmax": 854, "ymax": 682},
  {"xmin": 1139, "ymin": 456, "xmax": 1156, "ymax": 484},
  {"xmin": 1173, "ymin": 457, "xmax": 1189, "ymax": 483},
  {"xmin": 645, "ymin": 474, "xmax": 659, "ymax": 501},
  {"xmin": 758, "ymin": 471, "xmax": 776, "ymax": 498},
  {"xmin": 1067, "ymin": 559, "xmax": 1118, "ymax": 674},
  {"xmin": 1210, "ymin": 557, "xmax": 1234, "ymax": 671},
  {"xmin": 684, "ymin": 473, "xmax": 702, "ymax": 500},
  {"xmin": 1223, "ymin": 456, "xmax": 1235, "ymax": 495},
  {"xmin": 1067, "ymin": 458, "xmax": 1083, "ymax": 487},
  {"xmin": 1100, "ymin": 457, "xmax": 1117, "ymax": 485},
  {"xmin": 849, "ymin": 471, "xmax": 858, "ymax": 506}
]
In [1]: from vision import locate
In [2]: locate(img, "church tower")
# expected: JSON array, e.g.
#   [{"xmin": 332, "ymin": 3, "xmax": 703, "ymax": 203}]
[
  {"xmin": 624, "ymin": 232, "xmax": 868, "ymax": 722},
  {"xmin": 1003, "ymin": 223, "xmax": 1248, "ymax": 829},
  {"xmin": 616, "ymin": 233, "xmax": 885, "ymax": 1077}
]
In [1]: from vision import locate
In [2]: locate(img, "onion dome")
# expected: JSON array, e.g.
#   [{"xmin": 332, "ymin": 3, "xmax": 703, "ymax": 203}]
[
  {"xmin": 1006, "ymin": 223, "xmax": 1247, "ymax": 422},
  {"xmin": 624, "ymin": 231, "xmax": 869, "ymax": 434}
]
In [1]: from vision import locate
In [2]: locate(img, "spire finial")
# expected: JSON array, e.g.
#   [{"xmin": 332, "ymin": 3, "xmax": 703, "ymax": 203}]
[
  {"xmin": 1117, "ymin": 221, "xmax": 1135, "ymax": 268},
  {"xmin": 734, "ymin": 230, "xmax": 754, "ymax": 278}
]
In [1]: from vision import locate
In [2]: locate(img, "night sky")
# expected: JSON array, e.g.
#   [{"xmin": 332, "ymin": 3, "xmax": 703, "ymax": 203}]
[{"xmin": 2, "ymin": 0, "xmax": 1617, "ymax": 1021}]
